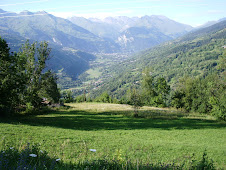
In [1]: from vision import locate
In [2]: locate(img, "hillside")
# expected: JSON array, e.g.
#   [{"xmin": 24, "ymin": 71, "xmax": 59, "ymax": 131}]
[
  {"xmin": 0, "ymin": 30, "xmax": 96, "ymax": 81},
  {"xmin": 88, "ymin": 20, "xmax": 226, "ymax": 98},
  {"xmin": 117, "ymin": 26, "xmax": 172, "ymax": 52}
]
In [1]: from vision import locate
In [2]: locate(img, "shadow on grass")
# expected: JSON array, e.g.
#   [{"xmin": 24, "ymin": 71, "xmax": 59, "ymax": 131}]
[{"xmin": 0, "ymin": 109, "xmax": 225, "ymax": 131}]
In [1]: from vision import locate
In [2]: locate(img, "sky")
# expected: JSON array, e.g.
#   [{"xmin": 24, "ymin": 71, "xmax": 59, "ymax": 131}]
[{"xmin": 0, "ymin": 0, "xmax": 225, "ymax": 27}]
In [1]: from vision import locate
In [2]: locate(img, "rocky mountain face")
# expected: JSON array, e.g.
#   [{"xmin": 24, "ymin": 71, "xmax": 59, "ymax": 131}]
[{"xmin": 69, "ymin": 15, "xmax": 193, "ymax": 52}]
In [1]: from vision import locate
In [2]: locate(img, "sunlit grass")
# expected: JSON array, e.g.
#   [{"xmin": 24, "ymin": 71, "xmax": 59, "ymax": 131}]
[
  {"xmin": 86, "ymin": 68, "xmax": 102, "ymax": 79},
  {"xmin": 0, "ymin": 103, "xmax": 225, "ymax": 169}
]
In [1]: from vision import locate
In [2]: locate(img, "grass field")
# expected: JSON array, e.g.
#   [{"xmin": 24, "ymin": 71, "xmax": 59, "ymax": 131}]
[
  {"xmin": 0, "ymin": 103, "xmax": 225, "ymax": 169},
  {"xmin": 86, "ymin": 68, "xmax": 102, "ymax": 79}
]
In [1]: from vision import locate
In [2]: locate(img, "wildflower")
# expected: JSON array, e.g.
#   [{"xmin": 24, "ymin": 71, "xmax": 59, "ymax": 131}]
[
  {"xmin": 56, "ymin": 158, "xmax": 61, "ymax": 162},
  {"xmin": 40, "ymin": 150, "xmax": 44, "ymax": 153},
  {"xmin": 29, "ymin": 154, "xmax": 37, "ymax": 157},
  {"xmin": 10, "ymin": 147, "xmax": 14, "ymax": 149},
  {"xmin": 2, "ymin": 151, "xmax": 5, "ymax": 153},
  {"xmin": 89, "ymin": 149, "xmax": 96, "ymax": 152}
]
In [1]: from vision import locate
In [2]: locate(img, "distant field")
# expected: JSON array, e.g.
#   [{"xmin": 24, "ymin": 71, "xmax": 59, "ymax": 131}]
[
  {"xmin": 0, "ymin": 103, "xmax": 225, "ymax": 169},
  {"xmin": 86, "ymin": 68, "xmax": 102, "ymax": 79}
]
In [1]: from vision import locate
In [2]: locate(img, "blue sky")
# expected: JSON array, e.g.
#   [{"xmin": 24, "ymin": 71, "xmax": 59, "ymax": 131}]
[{"xmin": 0, "ymin": 0, "xmax": 225, "ymax": 26}]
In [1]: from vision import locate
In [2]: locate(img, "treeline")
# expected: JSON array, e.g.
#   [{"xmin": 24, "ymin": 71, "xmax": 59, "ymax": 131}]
[
  {"xmin": 171, "ymin": 74, "xmax": 225, "ymax": 120},
  {"xmin": 0, "ymin": 38, "xmax": 60, "ymax": 116},
  {"xmin": 64, "ymin": 64, "xmax": 225, "ymax": 120}
]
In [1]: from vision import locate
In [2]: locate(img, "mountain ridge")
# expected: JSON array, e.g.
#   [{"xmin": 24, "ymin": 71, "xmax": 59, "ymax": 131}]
[
  {"xmin": 88, "ymin": 20, "xmax": 226, "ymax": 98},
  {"xmin": 0, "ymin": 9, "xmax": 120, "ymax": 53},
  {"xmin": 69, "ymin": 14, "xmax": 193, "ymax": 52}
]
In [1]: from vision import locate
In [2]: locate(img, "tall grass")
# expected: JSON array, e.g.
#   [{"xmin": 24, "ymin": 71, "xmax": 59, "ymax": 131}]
[{"xmin": 0, "ymin": 143, "xmax": 215, "ymax": 169}]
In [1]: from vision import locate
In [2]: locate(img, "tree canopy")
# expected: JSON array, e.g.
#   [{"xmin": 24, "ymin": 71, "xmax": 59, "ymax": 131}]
[{"xmin": 0, "ymin": 38, "xmax": 60, "ymax": 116}]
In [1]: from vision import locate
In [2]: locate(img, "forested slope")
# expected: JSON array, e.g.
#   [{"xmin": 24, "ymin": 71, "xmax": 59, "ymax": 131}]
[{"xmin": 91, "ymin": 21, "xmax": 226, "ymax": 98}]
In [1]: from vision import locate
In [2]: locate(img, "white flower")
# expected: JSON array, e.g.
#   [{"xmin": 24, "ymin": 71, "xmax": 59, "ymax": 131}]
[
  {"xmin": 29, "ymin": 154, "xmax": 37, "ymax": 157},
  {"xmin": 40, "ymin": 150, "xmax": 44, "ymax": 153},
  {"xmin": 89, "ymin": 149, "xmax": 96, "ymax": 152},
  {"xmin": 56, "ymin": 158, "xmax": 61, "ymax": 162},
  {"xmin": 10, "ymin": 147, "xmax": 14, "ymax": 150},
  {"xmin": 2, "ymin": 151, "xmax": 5, "ymax": 153}
]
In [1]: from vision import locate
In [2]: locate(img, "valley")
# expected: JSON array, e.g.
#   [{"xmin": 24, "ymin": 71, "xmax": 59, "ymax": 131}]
[
  {"xmin": 1, "ymin": 8, "xmax": 225, "ymax": 100},
  {"xmin": 58, "ymin": 52, "xmax": 133, "ymax": 95},
  {"xmin": 0, "ymin": 1, "xmax": 226, "ymax": 169}
]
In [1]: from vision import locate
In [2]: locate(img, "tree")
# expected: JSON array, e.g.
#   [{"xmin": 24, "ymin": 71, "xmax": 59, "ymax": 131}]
[
  {"xmin": 207, "ymin": 74, "xmax": 226, "ymax": 120},
  {"xmin": 62, "ymin": 90, "xmax": 74, "ymax": 103},
  {"xmin": 39, "ymin": 71, "xmax": 60, "ymax": 103},
  {"xmin": 142, "ymin": 68, "xmax": 170, "ymax": 107},
  {"xmin": 17, "ymin": 41, "xmax": 54, "ymax": 108},
  {"xmin": 95, "ymin": 91, "xmax": 111, "ymax": 103},
  {"xmin": 0, "ymin": 37, "xmax": 16, "ymax": 115},
  {"xmin": 141, "ymin": 68, "xmax": 157, "ymax": 105},
  {"xmin": 130, "ymin": 88, "xmax": 143, "ymax": 117},
  {"xmin": 0, "ymin": 39, "xmax": 60, "ymax": 116},
  {"xmin": 171, "ymin": 91, "xmax": 185, "ymax": 110},
  {"xmin": 155, "ymin": 77, "xmax": 170, "ymax": 107}
]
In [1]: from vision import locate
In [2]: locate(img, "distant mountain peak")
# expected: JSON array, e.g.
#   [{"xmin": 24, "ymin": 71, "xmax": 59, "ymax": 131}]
[
  {"xmin": 36, "ymin": 10, "xmax": 49, "ymax": 15},
  {"xmin": 0, "ymin": 9, "xmax": 7, "ymax": 13},
  {"xmin": 19, "ymin": 10, "xmax": 34, "ymax": 15}
]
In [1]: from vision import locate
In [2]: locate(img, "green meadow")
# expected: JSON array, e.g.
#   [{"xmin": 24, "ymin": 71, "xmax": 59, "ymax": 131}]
[{"xmin": 0, "ymin": 103, "xmax": 225, "ymax": 169}]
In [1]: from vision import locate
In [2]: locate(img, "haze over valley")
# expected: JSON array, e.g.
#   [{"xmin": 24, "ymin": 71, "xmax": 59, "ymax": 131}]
[
  {"xmin": 0, "ymin": 1, "xmax": 226, "ymax": 169},
  {"xmin": 1, "ymin": 7, "xmax": 225, "ymax": 95}
]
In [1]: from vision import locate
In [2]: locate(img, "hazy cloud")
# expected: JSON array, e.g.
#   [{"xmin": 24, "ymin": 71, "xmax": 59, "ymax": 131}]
[
  {"xmin": 0, "ymin": 0, "xmax": 49, "ymax": 7},
  {"xmin": 0, "ymin": 13, "xmax": 47, "ymax": 19},
  {"xmin": 207, "ymin": 10, "xmax": 224, "ymax": 14}
]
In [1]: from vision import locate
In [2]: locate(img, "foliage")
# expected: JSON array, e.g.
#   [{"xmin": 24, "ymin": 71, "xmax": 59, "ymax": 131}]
[
  {"xmin": 61, "ymin": 90, "xmax": 74, "ymax": 103},
  {"xmin": 0, "ymin": 38, "xmax": 20, "ymax": 115},
  {"xmin": 75, "ymin": 95, "xmax": 85, "ymax": 103},
  {"xmin": 154, "ymin": 77, "xmax": 171, "ymax": 107},
  {"xmin": 0, "ymin": 38, "xmax": 60, "ymax": 116},
  {"xmin": 91, "ymin": 21, "xmax": 226, "ymax": 100},
  {"xmin": 172, "ymin": 73, "xmax": 225, "ymax": 120},
  {"xmin": 171, "ymin": 91, "xmax": 185, "ymax": 109},
  {"xmin": 141, "ymin": 69, "xmax": 157, "ymax": 106},
  {"xmin": 141, "ymin": 70, "xmax": 170, "ymax": 107},
  {"xmin": 129, "ymin": 88, "xmax": 143, "ymax": 117},
  {"xmin": 95, "ymin": 91, "xmax": 112, "ymax": 103}
]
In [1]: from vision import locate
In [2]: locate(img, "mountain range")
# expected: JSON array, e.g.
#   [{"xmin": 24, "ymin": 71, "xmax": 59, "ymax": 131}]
[
  {"xmin": 89, "ymin": 20, "xmax": 226, "ymax": 98},
  {"xmin": 0, "ymin": 9, "xmax": 120, "ymax": 53},
  {"xmin": 1, "ymin": 9, "xmax": 193, "ymax": 53},
  {"xmin": 0, "ymin": 8, "xmax": 225, "ymax": 86},
  {"xmin": 69, "ymin": 15, "xmax": 193, "ymax": 52}
]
